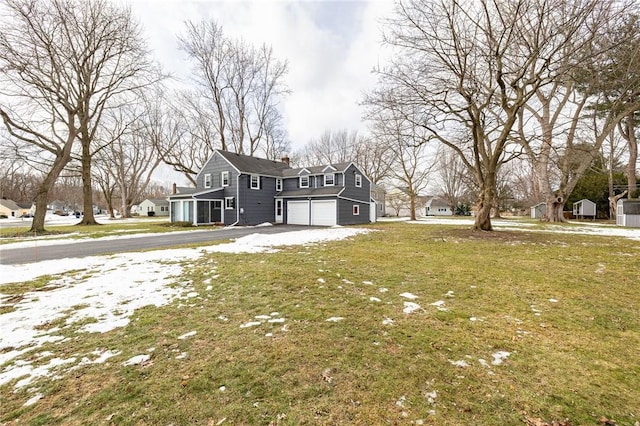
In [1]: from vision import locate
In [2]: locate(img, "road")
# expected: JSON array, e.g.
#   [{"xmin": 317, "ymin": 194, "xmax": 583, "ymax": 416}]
[{"xmin": 0, "ymin": 225, "xmax": 312, "ymax": 265}]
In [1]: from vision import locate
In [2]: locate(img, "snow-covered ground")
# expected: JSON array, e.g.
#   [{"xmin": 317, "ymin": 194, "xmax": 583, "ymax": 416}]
[
  {"xmin": 1, "ymin": 218, "xmax": 638, "ymax": 402},
  {"xmin": 382, "ymin": 216, "xmax": 640, "ymax": 241},
  {"xmin": 0, "ymin": 226, "xmax": 370, "ymax": 393}
]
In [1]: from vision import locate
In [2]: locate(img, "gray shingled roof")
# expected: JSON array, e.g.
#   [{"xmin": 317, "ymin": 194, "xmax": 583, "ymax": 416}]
[
  {"xmin": 217, "ymin": 150, "xmax": 291, "ymax": 176},
  {"xmin": 282, "ymin": 162, "xmax": 352, "ymax": 177}
]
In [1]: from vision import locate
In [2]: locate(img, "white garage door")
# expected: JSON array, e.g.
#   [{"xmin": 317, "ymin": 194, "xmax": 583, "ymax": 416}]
[
  {"xmin": 311, "ymin": 200, "xmax": 337, "ymax": 226},
  {"xmin": 287, "ymin": 201, "xmax": 309, "ymax": 225}
]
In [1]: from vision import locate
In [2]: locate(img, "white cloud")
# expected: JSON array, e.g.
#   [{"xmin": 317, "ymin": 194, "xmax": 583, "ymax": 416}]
[{"xmin": 125, "ymin": 0, "xmax": 395, "ymax": 152}]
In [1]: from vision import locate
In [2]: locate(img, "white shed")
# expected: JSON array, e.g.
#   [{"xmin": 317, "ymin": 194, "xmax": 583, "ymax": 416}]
[
  {"xmin": 572, "ymin": 199, "xmax": 596, "ymax": 219},
  {"xmin": 616, "ymin": 199, "xmax": 640, "ymax": 228},
  {"xmin": 530, "ymin": 202, "xmax": 546, "ymax": 219}
]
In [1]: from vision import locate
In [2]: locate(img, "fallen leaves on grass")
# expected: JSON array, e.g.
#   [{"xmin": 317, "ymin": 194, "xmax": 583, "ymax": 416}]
[{"xmin": 524, "ymin": 414, "xmax": 573, "ymax": 426}]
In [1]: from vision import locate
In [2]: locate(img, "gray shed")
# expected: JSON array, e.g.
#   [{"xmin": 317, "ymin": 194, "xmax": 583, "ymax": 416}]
[
  {"xmin": 616, "ymin": 199, "xmax": 640, "ymax": 228},
  {"xmin": 572, "ymin": 199, "xmax": 596, "ymax": 219},
  {"xmin": 530, "ymin": 202, "xmax": 546, "ymax": 219}
]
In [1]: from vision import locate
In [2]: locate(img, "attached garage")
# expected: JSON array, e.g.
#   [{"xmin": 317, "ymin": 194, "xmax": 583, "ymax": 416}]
[
  {"xmin": 311, "ymin": 200, "xmax": 337, "ymax": 226},
  {"xmin": 287, "ymin": 201, "xmax": 310, "ymax": 225},
  {"xmin": 285, "ymin": 199, "xmax": 337, "ymax": 226}
]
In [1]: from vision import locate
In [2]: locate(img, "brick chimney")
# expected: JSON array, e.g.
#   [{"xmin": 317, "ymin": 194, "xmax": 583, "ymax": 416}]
[
  {"xmin": 172, "ymin": 183, "xmax": 177, "ymax": 194},
  {"xmin": 281, "ymin": 155, "xmax": 290, "ymax": 166}
]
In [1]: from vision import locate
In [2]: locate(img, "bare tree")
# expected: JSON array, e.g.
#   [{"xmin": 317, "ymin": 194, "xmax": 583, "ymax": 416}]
[
  {"xmin": 367, "ymin": 0, "xmax": 614, "ymax": 230},
  {"xmin": 436, "ymin": 145, "xmax": 473, "ymax": 215},
  {"xmin": 178, "ymin": 20, "xmax": 289, "ymax": 157},
  {"xmin": 369, "ymin": 103, "xmax": 434, "ymax": 221},
  {"xmin": 0, "ymin": 0, "xmax": 159, "ymax": 231},
  {"xmin": 96, "ymin": 90, "xmax": 175, "ymax": 218},
  {"xmin": 295, "ymin": 129, "xmax": 392, "ymax": 184}
]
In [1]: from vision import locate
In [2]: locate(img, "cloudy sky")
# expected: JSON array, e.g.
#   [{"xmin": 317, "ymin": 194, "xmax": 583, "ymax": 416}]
[{"xmin": 126, "ymin": 0, "xmax": 395, "ymax": 154}]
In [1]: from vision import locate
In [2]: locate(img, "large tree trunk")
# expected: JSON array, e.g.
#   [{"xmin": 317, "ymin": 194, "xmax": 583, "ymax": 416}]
[
  {"xmin": 474, "ymin": 185, "xmax": 495, "ymax": 231},
  {"xmin": 78, "ymin": 135, "xmax": 99, "ymax": 226},
  {"xmin": 623, "ymin": 114, "xmax": 638, "ymax": 196},
  {"xmin": 544, "ymin": 195, "xmax": 566, "ymax": 222}
]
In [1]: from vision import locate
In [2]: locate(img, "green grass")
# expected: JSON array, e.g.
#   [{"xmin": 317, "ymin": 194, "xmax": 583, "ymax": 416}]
[
  {"xmin": 0, "ymin": 218, "xmax": 214, "ymax": 241},
  {"xmin": 1, "ymin": 221, "xmax": 639, "ymax": 425}
]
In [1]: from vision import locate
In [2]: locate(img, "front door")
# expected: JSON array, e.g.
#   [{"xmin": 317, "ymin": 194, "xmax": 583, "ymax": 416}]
[{"xmin": 275, "ymin": 199, "xmax": 283, "ymax": 223}]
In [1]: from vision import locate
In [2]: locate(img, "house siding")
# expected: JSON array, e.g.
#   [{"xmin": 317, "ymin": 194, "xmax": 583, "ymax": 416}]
[
  {"xmin": 338, "ymin": 199, "xmax": 370, "ymax": 225},
  {"xmin": 198, "ymin": 153, "xmax": 240, "ymax": 225},
  {"xmin": 340, "ymin": 164, "xmax": 370, "ymax": 202},
  {"xmin": 238, "ymin": 174, "xmax": 277, "ymax": 225}
]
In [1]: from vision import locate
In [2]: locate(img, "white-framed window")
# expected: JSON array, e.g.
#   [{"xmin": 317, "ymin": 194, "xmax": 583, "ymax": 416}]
[
  {"xmin": 353, "ymin": 205, "xmax": 360, "ymax": 215},
  {"xmin": 355, "ymin": 174, "xmax": 362, "ymax": 188},
  {"xmin": 204, "ymin": 173, "xmax": 212, "ymax": 188},
  {"xmin": 221, "ymin": 171, "xmax": 229, "ymax": 187},
  {"xmin": 250, "ymin": 174, "xmax": 260, "ymax": 189},
  {"xmin": 225, "ymin": 197, "xmax": 235, "ymax": 209},
  {"xmin": 324, "ymin": 173, "xmax": 335, "ymax": 186},
  {"xmin": 299, "ymin": 175, "xmax": 309, "ymax": 188},
  {"xmin": 276, "ymin": 178, "xmax": 282, "ymax": 191}
]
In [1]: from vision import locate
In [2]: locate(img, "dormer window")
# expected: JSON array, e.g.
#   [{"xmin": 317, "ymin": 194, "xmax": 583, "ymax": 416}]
[
  {"xmin": 221, "ymin": 171, "xmax": 229, "ymax": 187},
  {"xmin": 324, "ymin": 173, "xmax": 335, "ymax": 186},
  {"xmin": 299, "ymin": 175, "xmax": 309, "ymax": 188},
  {"xmin": 250, "ymin": 174, "xmax": 260, "ymax": 189}
]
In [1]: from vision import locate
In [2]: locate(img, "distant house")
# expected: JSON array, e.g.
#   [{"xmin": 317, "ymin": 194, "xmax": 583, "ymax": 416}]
[
  {"xmin": 139, "ymin": 199, "xmax": 170, "ymax": 217},
  {"xmin": 385, "ymin": 187, "xmax": 427, "ymax": 217},
  {"xmin": 425, "ymin": 197, "xmax": 453, "ymax": 216},
  {"xmin": 48, "ymin": 200, "xmax": 70, "ymax": 213},
  {"xmin": 167, "ymin": 150, "xmax": 372, "ymax": 226},
  {"xmin": 616, "ymin": 199, "xmax": 640, "ymax": 228},
  {"xmin": 530, "ymin": 202, "xmax": 546, "ymax": 219},
  {"xmin": 0, "ymin": 199, "xmax": 21, "ymax": 218},
  {"xmin": 572, "ymin": 199, "xmax": 596, "ymax": 219}
]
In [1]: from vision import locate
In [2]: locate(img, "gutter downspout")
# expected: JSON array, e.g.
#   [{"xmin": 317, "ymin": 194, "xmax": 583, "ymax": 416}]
[{"xmin": 229, "ymin": 173, "xmax": 240, "ymax": 226}]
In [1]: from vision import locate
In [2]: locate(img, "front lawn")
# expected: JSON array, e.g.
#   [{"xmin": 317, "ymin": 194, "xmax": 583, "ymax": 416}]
[{"xmin": 1, "ymin": 222, "xmax": 638, "ymax": 425}]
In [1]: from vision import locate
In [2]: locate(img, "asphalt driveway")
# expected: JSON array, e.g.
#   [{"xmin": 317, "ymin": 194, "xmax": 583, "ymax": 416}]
[{"xmin": 0, "ymin": 225, "xmax": 314, "ymax": 265}]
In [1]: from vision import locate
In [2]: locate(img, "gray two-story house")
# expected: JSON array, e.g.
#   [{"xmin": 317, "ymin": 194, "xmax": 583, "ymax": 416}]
[{"xmin": 168, "ymin": 150, "xmax": 374, "ymax": 226}]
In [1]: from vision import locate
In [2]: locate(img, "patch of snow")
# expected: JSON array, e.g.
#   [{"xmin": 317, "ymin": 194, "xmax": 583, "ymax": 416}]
[
  {"xmin": 469, "ymin": 317, "xmax": 478, "ymax": 321},
  {"xmin": 403, "ymin": 301, "xmax": 421, "ymax": 314},
  {"xmin": 425, "ymin": 390, "xmax": 437, "ymax": 404},
  {"xmin": 449, "ymin": 360, "xmax": 469, "ymax": 368},
  {"xmin": 395, "ymin": 395, "xmax": 406, "ymax": 407},
  {"xmin": 255, "ymin": 222, "xmax": 273, "ymax": 227},
  {"xmin": 548, "ymin": 298, "xmax": 558, "ymax": 303},
  {"xmin": 362, "ymin": 281, "xmax": 373, "ymax": 285},
  {"xmin": 445, "ymin": 290, "xmax": 455, "ymax": 298},
  {"xmin": 203, "ymin": 228, "xmax": 370, "ymax": 254},
  {"xmin": 317, "ymin": 278, "xmax": 325, "ymax": 284},
  {"xmin": 369, "ymin": 296, "xmax": 381, "ymax": 302},
  {"xmin": 491, "ymin": 351, "xmax": 511, "ymax": 365},
  {"xmin": 400, "ymin": 292, "xmax": 418, "ymax": 299},
  {"xmin": 382, "ymin": 318, "xmax": 394, "ymax": 325},
  {"xmin": 430, "ymin": 300, "xmax": 448, "ymax": 311},
  {"xmin": 122, "ymin": 354, "xmax": 150, "ymax": 366},
  {"xmin": 178, "ymin": 331, "xmax": 197, "ymax": 340},
  {"xmin": 239, "ymin": 321, "xmax": 262, "ymax": 328},
  {"xmin": 378, "ymin": 287, "xmax": 388, "ymax": 293},
  {"xmin": 325, "ymin": 317, "xmax": 344, "ymax": 322},
  {"xmin": 255, "ymin": 315, "xmax": 271, "ymax": 320},
  {"xmin": 175, "ymin": 352, "xmax": 187, "ymax": 360},
  {"xmin": 23, "ymin": 393, "xmax": 44, "ymax": 407},
  {"xmin": 268, "ymin": 318, "xmax": 285, "ymax": 323}
]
